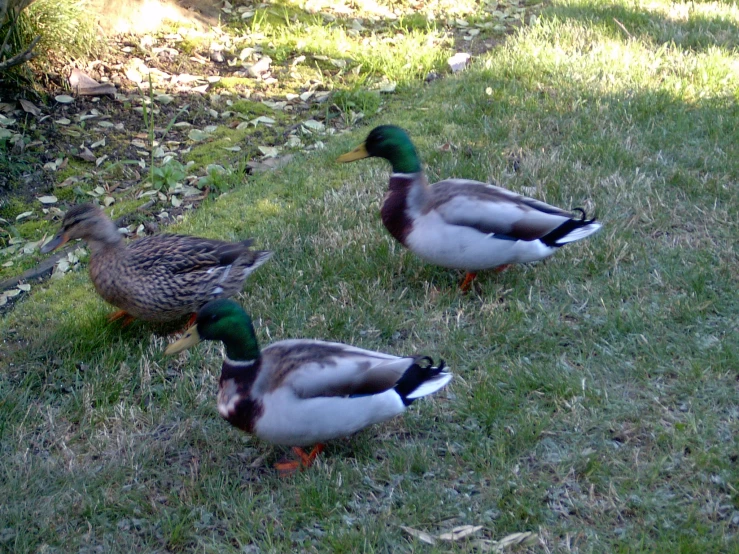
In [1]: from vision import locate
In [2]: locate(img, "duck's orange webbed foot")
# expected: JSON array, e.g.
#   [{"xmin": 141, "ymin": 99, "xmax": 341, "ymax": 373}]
[
  {"xmin": 460, "ymin": 272, "xmax": 477, "ymax": 293},
  {"xmin": 274, "ymin": 459, "xmax": 301, "ymax": 477},
  {"xmin": 108, "ymin": 310, "xmax": 136, "ymax": 327},
  {"xmin": 274, "ymin": 444, "xmax": 326, "ymax": 477}
]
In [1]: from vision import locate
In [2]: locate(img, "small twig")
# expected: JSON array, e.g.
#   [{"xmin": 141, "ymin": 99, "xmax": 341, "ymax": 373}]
[
  {"xmin": 0, "ymin": 34, "xmax": 40, "ymax": 72},
  {"xmin": 612, "ymin": 18, "xmax": 632, "ymax": 39}
]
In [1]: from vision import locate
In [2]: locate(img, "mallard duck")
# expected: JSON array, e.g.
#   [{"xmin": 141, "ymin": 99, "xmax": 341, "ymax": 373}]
[
  {"xmin": 41, "ymin": 204, "xmax": 272, "ymax": 325},
  {"xmin": 338, "ymin": 125, "xmax": 602, "ymax": 291},
  {"xmin": 165, "ymin": 299, "xmax": 452, "ymax": 475}
]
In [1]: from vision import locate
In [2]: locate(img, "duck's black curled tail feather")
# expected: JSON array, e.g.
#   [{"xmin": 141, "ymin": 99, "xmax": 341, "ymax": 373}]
[
  {"xmin": 395, "ymin": 357, "xmax": 452, "ymax": 406},
  {"xmin": 540, "ymin": 208, "xmax": 602, "ymax": 247}
]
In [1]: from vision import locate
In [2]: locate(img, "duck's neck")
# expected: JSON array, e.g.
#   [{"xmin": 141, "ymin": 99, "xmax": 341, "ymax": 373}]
[
  {"xmin": 383, "ymin": 141, "xmax": 422, "ymax": 174},
  {"xmin": 381, "ymin": 172, "xmax": 428, "ymax": 245},
  {"xmin": 219, "ymin": 339, "xmax": 263, "ymax": 433},
  {"xmin": 221, "ymin": 327, "xmax": 261, "ymax": 366},
  {"xmin": 221, "ymin": 336, "xmax": 262, "ymax": 384},
  {"xmin": 86, "ymin": 218, "xmax": 125, "ymax": 256}
]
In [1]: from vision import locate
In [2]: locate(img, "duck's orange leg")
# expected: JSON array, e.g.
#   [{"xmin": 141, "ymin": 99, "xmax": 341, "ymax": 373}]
[
  {"xmin": 495, "ymin": 264, "xmax": 511, "ymax": 273},
  {"xmin": 460, "ymin": 272, "xmax": 477, "ymax": 292},
  {"xmin": 275, "ymin": 444, "xmax": 326, "ymax": 477},
  {"xmin": 108, "ymin": 310, "xmax": 136, "ymax": 327}
]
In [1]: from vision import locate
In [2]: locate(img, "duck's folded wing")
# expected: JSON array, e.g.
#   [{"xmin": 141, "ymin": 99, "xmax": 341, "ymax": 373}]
[
  {"xmin": 130, "ymin": 235, "xmax": 255, "ymax": 273},
  {"xmin": 431, "ymin": 180, "xmax": 574, "ymax": 241},
  {"xmin": 262, "ymin": 340, "xmax": 413, "ymax": 398}
]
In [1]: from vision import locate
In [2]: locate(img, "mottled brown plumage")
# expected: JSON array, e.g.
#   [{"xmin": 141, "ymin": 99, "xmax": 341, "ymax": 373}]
[{"xmin": 41, "ymin": 204, "xmax": 272, "ymax": 323}]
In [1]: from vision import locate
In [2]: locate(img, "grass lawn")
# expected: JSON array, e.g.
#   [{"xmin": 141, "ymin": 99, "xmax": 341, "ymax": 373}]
[{"xmin": 2, "ymin": 0, "xmax": 738, "ymax": 551}]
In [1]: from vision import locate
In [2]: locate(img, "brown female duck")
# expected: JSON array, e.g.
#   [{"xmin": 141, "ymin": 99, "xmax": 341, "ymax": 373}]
[{"xmin": 41, "ymin": 204, "xmax": 272, "ymax": 325}]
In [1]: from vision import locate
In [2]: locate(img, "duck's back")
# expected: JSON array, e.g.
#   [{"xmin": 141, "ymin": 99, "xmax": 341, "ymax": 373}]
[{"xmin": 89, "ymin": 234, "xmax": 270, "ymax": 322}]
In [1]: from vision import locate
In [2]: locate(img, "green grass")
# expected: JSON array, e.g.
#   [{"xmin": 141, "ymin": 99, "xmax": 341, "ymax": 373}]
[
  {"xmin": 219, "ymin": 0, "xmax": 519, "ymax": 89},
  {"xmin": 6, "ymin": 0, "xmax": 99, "ymax": 74},
  {"xmin": 2, "ymin": 0, "xmax": 739, "ymax": 551},
  {"xmin": 0, "ymin": 0, "xmax": 528, "ymax": 280}
]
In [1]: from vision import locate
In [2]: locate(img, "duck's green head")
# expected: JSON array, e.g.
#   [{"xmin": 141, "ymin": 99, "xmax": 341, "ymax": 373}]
[
  {"xmin": 165, "ymin": 299, "xmax": 260, "ymax": 362},
  {"xmin": 337, "ymin": 125, "xmax": 422, "ymax": 174}
]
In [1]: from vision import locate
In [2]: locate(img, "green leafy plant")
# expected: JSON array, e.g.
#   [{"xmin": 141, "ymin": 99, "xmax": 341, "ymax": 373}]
[
  {"xmin": 196, "ymin": 164, "xmax": 233, "ymax": 193},
  {"xmin": 152, "ymin": 159, "xmax": 186, "ymax": 191},
  {"xmin": 137, "ymin": 73, "xmax": 189, "ymax": 190}
]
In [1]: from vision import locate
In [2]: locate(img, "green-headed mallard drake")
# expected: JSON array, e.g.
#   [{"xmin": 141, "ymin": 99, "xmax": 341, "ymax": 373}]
[
  {"xmin": 41, "ymin": 204, "xmax": 272, "ymax": 325},
  {"xmin": 165, "ymin": 299, "xmax": 452, "ymax": 475},
  {"xmin": 338, "ymin": 125, "xmax": 602, "ymax": 291}
]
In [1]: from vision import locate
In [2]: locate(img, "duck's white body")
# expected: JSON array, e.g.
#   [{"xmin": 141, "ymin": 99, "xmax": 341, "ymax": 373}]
[
  {"xmin": 165, "ymin": 299, "xmax": 452, "ymax": 472},
  {"xmin": 406, "ymin": 206, "xmax": 556, "ymax": 269},
  {"xmin": 253, "ymin": 386, "xmax": 406, "ymax": 446},
  {"xmin": 383, "ymin": 174, "xmax": 602, "ymax": 271},
  {"xmin": 216, "ymin": 339, "xmax": 451, "ymax": 446}
]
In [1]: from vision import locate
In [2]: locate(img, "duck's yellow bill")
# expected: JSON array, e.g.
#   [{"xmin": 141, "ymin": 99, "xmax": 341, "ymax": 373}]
[
  {"xmin": 337, "ymin": 143, "xmax": 369, "ymax": 163},
  {"xmin": 165, "ymin": 326, "xmax": 201, "ymax": 355}
]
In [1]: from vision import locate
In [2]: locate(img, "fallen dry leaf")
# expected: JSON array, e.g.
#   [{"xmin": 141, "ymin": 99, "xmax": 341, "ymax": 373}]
[
  {"xmin": 247, "ymin": 56, "xmax": 272, "ymax": 77},
  {"xmin": 188, "ymin": 129, "xmax": 211, "ymax": 142},
  {"xmin": 69, "ymin": 68, "xmax": 117, "ymax": 96},
  {"xmin": 438, "ymin": 525, "xmax": 483, "ymax": 541},
  {"xmin": 400, "ymin": 526, "xmax": 436, "ymax": 545},
  {"xmin": 496, "ymin": 531, "xmax": 538, "ymax": 548},
  {"xmin": 251, "ymin": 115, "xmax": 276, "ymax": 126},
  {"xmin": 19, "ymin": 99, "xmax": 42, "ymax": 116},
  {"xmin": 302, "ymin": 119, "xmax": 325, "ymax": 132},
  {"xmin": 57, "ymin": 176, "xmax": 80, "ymax": 188},
  {"xmin": 448, "ymin": 52, "xmax": 472, "ymax": 73},
  {"xmin": 246, "ymin": 154, "xmax": 294, "ymax": 172},
  {"xmin": 78, "ymin": 148, "xmax": 96, "ymax": 162},
  {"xmin": 258, "ymin": 145, "xmax": 279, "ymax": 158},
  {"xmin": 472, "ymin": 531, "xmax": 538, "ymax": 552}
]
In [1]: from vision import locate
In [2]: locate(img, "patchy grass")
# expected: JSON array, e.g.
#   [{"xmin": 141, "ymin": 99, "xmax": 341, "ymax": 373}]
[
  {"xmin": 2, "ymin": 0, "xmax": 739, "ymax": 551},
  {"xmin": 1, "ymin": 0, "xmax": 531, "ymax": 286},
  {"xmin": 8, "ymin": 0, "xmax": 100, "ymax": 76}
]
